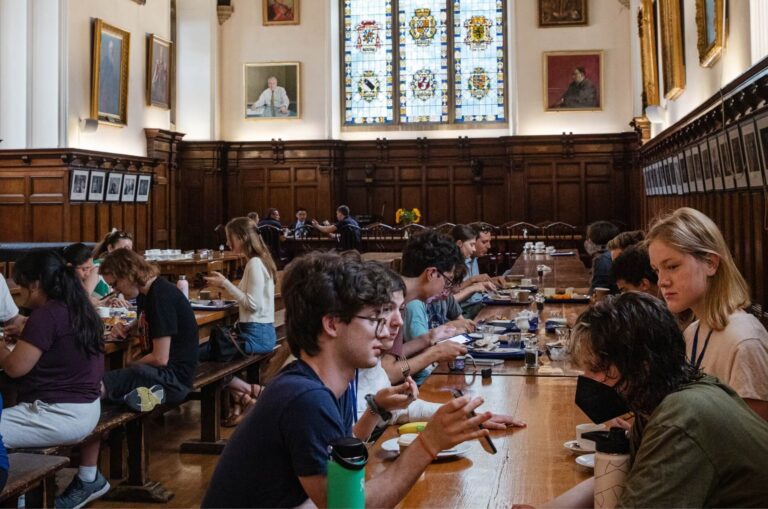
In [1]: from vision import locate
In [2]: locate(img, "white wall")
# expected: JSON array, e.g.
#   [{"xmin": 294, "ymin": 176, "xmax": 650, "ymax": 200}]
[
  {"xmin": 66, "ymin": 0, "xmax": 171, "ymax": 155},
  {"xmin": 648, "ymin": 0, "xmax": 752, "ymax": 132},
  {"xmin": 176, "ymin": 0, "xmax": 219, "ymax": 141},
  {"xmin": 219, "ymin": 0, "xmax": 330, "ymax": 141},
  {"xmin": 0, "ymin": 0, "xmax": 30, "ymax": 149}
]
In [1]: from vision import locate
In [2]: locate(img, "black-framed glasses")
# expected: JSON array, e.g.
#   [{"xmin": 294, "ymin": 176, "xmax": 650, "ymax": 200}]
[
  {"xmin": 353, "ymin": 315, "xmax": 388, "ymax": 336},
  {"xmin": 437, "ymin": 270, "xmax": 457, "ymax": 289}
]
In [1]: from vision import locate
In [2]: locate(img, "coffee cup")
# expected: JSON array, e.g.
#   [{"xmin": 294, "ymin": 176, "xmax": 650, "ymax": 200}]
[
  {"xmin": 576, "ymin": 423, "xmax": 604, "ymax": 451},
  {"xmin": 593, "ymin": 287, "xmax": 611, "ymax": 302},
  {"xmin": 546, "ymin": 245, "xmax": 556, "ymax": 253},
  {"xmin": 199, "ymin": 290, "xmax": 212, "ymax": 300},
  {"xmin": 515, "ymin": 316, "xmax": 530, "ymax": 331},
  {"xmin": 520, "ymin": 278, "xmax": 533, "ymax": 286},
  {"xmin": 516, "ymin": 289, "xmax": 531, "ymax": 302}
]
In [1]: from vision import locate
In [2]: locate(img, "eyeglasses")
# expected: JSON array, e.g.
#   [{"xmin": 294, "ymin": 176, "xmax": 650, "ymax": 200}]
[
  {"xmin": 437, "ymin": 270, "xmax": 457, "ymax": 290},
  {"xmin": 353, "ymin": 315, "xmax": 388, "ymax": 336}
]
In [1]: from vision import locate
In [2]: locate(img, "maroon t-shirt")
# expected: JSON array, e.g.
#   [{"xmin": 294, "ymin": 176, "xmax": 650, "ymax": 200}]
[{"xmin": 16, "ymin": 300, "xmax": 104, "ymax": 404}]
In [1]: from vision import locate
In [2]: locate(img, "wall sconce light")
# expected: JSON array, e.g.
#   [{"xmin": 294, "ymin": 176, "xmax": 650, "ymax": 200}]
[{"xmin": 79, "ymin": 118, "xmax": 99, "ymax": 133}]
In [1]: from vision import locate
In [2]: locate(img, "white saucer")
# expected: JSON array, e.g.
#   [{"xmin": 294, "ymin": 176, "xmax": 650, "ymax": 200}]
[
  {"xmin": 563, "ymin": 439, "xmax": 594, "ymax": 455},
  {"xmin": 575, "ymin": 453, "xmax": 595, "ymax": 469},
  {"xmin": 381, "ymin": 438, "xmax": 470, "ymax": 459}
]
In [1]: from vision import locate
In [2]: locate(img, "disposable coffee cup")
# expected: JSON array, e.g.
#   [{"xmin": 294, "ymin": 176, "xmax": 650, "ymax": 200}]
[{"xmin": 576, "ymin": 423, "xmax": 603, "ymax": 451}]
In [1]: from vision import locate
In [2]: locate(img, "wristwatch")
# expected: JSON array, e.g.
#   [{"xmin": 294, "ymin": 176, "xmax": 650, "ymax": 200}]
[{"xmin": 365, "ymin": 393, "xmax": 392, "ymax": 421}]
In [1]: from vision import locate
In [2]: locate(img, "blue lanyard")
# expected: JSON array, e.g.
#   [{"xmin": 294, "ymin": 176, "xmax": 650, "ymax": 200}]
[
  {"xmin": 691, "ymin": 324, "xmax": 713, "ymax": 370},
  {"xmin": 350, "ymin": 370, "xmax": 359, "ymax": 424}
]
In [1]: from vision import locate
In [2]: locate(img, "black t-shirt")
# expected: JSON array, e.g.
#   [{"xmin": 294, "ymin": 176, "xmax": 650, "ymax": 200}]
[
  {"xmin": 258, "ymin": 218, "xmax": 283, "ymax": 229},
  {"xmin": 137, "ymin": 278, "xmax": 199, "ymax": 388},
  {"xmin": 334, "ymin": 216, "xmax": 359, "ymax": 232},
  {"xmin": 202, "ymin": 359, "xmax": 355, "ymax": 508}
]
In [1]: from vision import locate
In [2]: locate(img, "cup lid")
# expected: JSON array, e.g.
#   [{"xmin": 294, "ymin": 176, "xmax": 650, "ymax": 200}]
[{"xmin": 329, "ymin": 437, "xmax": 368, "ymax": 470}]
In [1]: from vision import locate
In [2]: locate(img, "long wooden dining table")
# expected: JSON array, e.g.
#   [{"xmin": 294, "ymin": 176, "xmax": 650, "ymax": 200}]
[{"xmin": 366, "ymin": 374, "xmax": 592, "ymax": 508}]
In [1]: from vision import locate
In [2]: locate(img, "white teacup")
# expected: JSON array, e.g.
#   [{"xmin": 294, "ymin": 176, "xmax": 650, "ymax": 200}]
[
  {"xmin": 520, "ymin": 278, "xmax": 533, "ymax": 286},
  {"xmin": 546, "ymin": 245, "xmax": 556, "ymax": 253},
  {"xmin": 524, "ymin": 242, "xmax": 534, "ymax": 249},
  {"xmin": 515, "ymin": 316, "xmax": 530, "ymax": 331},
  {"xmin": 535, "ymin": 241, "xmax": 545, "ymax": 248},
  {"xmin": 576, "ymin": 423, "xmax": 604, "ymax": 451}
]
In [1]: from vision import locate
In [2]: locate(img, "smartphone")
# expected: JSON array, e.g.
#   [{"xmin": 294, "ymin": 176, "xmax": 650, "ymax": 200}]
[
  {"xmin": 439, "ymin": 334, "xmax": 471, "ymax": 344},
  {"xmin": 451, "ymin": 389, "xmax": 497, "ymax": 454}
]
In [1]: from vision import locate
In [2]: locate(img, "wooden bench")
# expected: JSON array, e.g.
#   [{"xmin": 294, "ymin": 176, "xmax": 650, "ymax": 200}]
[{"xmin": 0, "ymin": 454, "xmax": 69, "ymax": 508}]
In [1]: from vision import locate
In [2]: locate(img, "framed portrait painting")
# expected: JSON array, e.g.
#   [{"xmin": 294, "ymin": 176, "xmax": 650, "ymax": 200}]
[
  {"xmin": 70, "ymin": 169, "xmax": 90, "ymax": 202},
  {"xmin": 543, "ymin": 51, "xmax": 602, "ymax": 111},
  {"xmin": 147, "ymin": 35, "xmax": 172, "ymax": 109},
  {"xmin": 88, "ymin": 170, "xmax": 106, "ymax": 201},
  {"xmin": 658, "ymin": 0, "xmax": 685, "ymax": 100},
  {"xmin": 105, "ymin": 173, "xmax": 123, "ymax": 202},
  {"xmin": 695, "ymin": 0, "xmax": 726, "ymax": 67},
  {"xmin": 263, "ymin": 0, "xmax": 299, "ymax": 26},
  {"xmin": 121, "ymin": 174, "xmax": 138, "ymax": 202},
  {"xmin": 244, "ymin": 62, "xmax": 300, "ymax": 119},
  {"xmin": 539, "ymin": 0, "xmax": 587, "ymax": 27},
  {"xmin": 638, "ymin": 0, "xmax": 660, "ymax": 107},
  {"xmin": 91, "ymin": 19, "xmax": 130, "ymax": 126},
  {"xmin": 136, "ymin": 175, "xmax": 152, "ymax": 203}
]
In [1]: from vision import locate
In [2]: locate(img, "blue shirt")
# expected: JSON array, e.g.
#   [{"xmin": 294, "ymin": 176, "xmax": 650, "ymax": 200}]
[
  {"xmin": 403, "ymin": 300, "xmax": 436, "ymax": 385},
  {"xmin": 590, "ymin": 250, "xmax": 618, "ymax": 293},
  {"xmin": 463, "ymin": 257, "xmax": 484, "ymax": 306},
  {"xmin": 202, "ymin": 359, "xmax": 355, "ymax": 508}
]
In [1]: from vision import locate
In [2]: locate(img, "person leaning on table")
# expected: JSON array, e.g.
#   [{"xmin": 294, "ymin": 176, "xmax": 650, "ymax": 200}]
[{"xmin": 519, "ymin": 293, "xmax": 768, "ymax": 508}]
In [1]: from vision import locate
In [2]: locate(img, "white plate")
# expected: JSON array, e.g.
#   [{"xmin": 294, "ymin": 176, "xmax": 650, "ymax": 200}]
[
  {"xmin": 381, "ymin": 438, "xmax": 470, "ymax": 459},
  {"xmin": 575, "ymin": 453, "xmax": 595, "ymax": 470},
  {"xmin": 563, "ymin": 439, "xmax": 594, "ymax": 455}
]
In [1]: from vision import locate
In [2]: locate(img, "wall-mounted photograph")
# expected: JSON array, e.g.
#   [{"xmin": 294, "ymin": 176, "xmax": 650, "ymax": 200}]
[
  {"xmin": 91, "ymin": 19, "xmax": 130, "ymax": 126},
  {"xmin": 543, "ymin": 51, "xmax": 602, "ymax": 111},
  {"xmin": 741, "ymin": 120, "xmax": 765, "ymax": 188},
  {"xmin": 136, "ymin": 175, "xmax": 152, "ymax": 203},
  {"xmin": 244, "ymin": 62, "xmax": 300, "ymax": 119},
  {"xmin": 699, "ymin": 140, "xmax": 714, "ymax": 191},
  {"xmin": 88, "ymin": 170, "xmax": 106, "ymax": 201},
  {"xmin": 105, "ymin": 173, "xmax": 123, "ymax": 202},
  {"xmin": 121, "ymin": 174, "xmax": 137, "ymax": 202},
  {"xmin": 754, "ymin": 111, "xmax": 768, "ymax": 185},
  {"xmin": 147, "ymin": 34, "xmax": 172, "ymax": 109},
  {"xmin": 695, "ymin": 0, "xmax": 726, "ymax": 67},
  {"xmin": 539, "ymin": 0, "xmax": 587, "ymax": 27},
  {"xmin": 728, "ymin": 127, "xmax": 749, "ymax": 189},
  {"xmin": 263, "ymin": 0, "xmax": 299, "ymax": 26},
  {"xmin": 677, "ymin": 153, "xmax": 690, "ymax": 194},
  {"xmin": 70, "ymin": 169, "xmax": 90, "ymax": 201},
  {"xmin": 707, "ymin": 136, "xmax": 724, "ymax": 190},
  {"xmin": 717, "ymin": 132, "xmax": 736, "ymax": 189}
]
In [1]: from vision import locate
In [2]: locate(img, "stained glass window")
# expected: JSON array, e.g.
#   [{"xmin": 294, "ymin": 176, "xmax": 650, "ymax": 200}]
[
  {"xmin": 398, "ymin": 0, "xmax": 449, "ymax": 123},
  {"xmin": 343, "ymin": 0, "xmax": 394, "ymax": 125},
  {"xmin": 342, "ymin": 0, "xmax": 506, "ymax": 127},
  {"xmin": 453, "ymin": 0, "xmax": 505, "ymax": 123}
]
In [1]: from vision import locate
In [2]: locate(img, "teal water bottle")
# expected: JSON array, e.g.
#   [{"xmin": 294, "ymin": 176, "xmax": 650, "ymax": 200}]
[{"xmin": 327, "ymin": 437, "xmax": 368, "ymax": 509}]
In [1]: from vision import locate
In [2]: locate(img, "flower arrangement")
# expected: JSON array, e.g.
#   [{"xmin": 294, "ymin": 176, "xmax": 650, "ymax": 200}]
[{"xmin": 395, "ymin": 207, "xmax": 421, "ymax": 225}]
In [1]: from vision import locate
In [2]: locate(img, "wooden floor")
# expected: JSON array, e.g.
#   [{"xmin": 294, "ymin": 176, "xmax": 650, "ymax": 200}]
[{"xmin": 81, "ymin": 401, "xmax": 233, "ymax": 508}]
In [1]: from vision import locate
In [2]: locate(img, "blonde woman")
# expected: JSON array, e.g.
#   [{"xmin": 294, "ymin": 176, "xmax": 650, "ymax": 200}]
[
  {"xmin": 647, "ymin": 207, "xmax": 768, "ymax": 420},
  {"xmin": 205, "ymin": 217, "xmax": 277, "ymax": 425}
]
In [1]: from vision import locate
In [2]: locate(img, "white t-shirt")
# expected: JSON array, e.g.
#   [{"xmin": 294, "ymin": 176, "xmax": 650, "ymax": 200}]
[
  {"xmin": 223, "ymin": 257, "xmax": 275, "ymax": 323},
  {"xmin": 356, "ymin": 361, "xmax": 440, "ymax": 425},
  {"xmin": 684, "ymin": 312, "xmax": 768, "ymax": 401},
  {"xmin": 0, "ymin": 277, "xmax": 19, "ymax": 322}
]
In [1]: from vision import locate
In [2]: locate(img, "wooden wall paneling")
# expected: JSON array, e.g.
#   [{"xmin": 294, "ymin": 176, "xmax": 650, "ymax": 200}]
[
  {"xmin": 146, "ymin": 129, "xmax": 184, "ymax": 249},
  {"xmin": 177, "ymin": 142, "xmax": 225, "ymax": 249}
]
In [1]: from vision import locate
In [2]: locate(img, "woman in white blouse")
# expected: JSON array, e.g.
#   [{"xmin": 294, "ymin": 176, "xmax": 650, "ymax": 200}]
[{"xmin": 205, "ymin": 217, "xmax": 278, "ymax": 426}]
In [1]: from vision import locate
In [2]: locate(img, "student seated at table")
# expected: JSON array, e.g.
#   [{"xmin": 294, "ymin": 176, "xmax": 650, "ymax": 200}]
[
  {"xmin": 62, "ymin": 242, "xmax": 112, "ymax": 303},
  {"xmin": 203, "ymin": 217, "xmax": 277, "ymax": 427},
  {"xmin": 450, "ymin": 225, "xmax": 497, "ymax": 318},
  {"xmin": 584, "ymin": 221, "xmax": 620, "ymax": 293},
  {"xmin": 311, "ymin": 204, "xmax": 360, "ymax": 237},
  {"xmin": 647, "ymin": 207, "xmax": 768, "ymax": 420},
  {"xmin": 1, "ymin": 252, "xmax": 104, "ymax": 450},
  {"xmin": 356, "ymin": 280, "xmax": 524, "ymax": 435},
  {"xmin": 92, "ymin": 229, "xmax": 133, "ymax": 259},
  {"xmin": 610, "ymin": 245, "xmax": 658, "ymax": 296},
  {"xmin": 0, "ymin": 276, "xmax": 26, "ymax": 338},
  {"xmin": 533, "ymin": 293, "xmax": 768, "ymax": 508},
  {"xmin": 202, "ymin": 251, "xmax": 493, "ymax": 508},
  {"xmin": 381, "ymin": 231, "xmax": 469, "ymax": 385},
  {"xmin": 606, "ymin": 229, "xmax": 645, "ymax": 261},
  {"xmin": 57, "ymin": 248, "xmax": 200, "ymax": 508},
  {"xmin": 258, "ymin": 208, "xmax": 283, "ymax": 229}
]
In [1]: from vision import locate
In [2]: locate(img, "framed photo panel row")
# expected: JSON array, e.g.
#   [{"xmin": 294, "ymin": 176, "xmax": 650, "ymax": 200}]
[
  {"xmin": 70, "ymin": 169, "xmax": 151, "ymax": 203},
  {"xmin": 643, "ymin": 112, "xmax": 768, "ymax": 196}
]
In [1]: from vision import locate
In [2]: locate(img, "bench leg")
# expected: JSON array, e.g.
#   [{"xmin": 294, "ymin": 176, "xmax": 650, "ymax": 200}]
[
  {"xmin": 20, "ymin": 473, "xmax": 56, "ymax": 509},
  {"xmin": 101, "ymin": 419, "xmax": 174, "ymax": 503},
  {"xmin": 180, "ymin": 381, "xmax": 227, "ymax": 454}
]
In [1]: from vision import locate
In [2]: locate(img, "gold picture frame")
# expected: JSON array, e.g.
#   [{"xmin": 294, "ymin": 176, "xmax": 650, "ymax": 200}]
[
  {"xmin": 146, "ymin": 34, "xmax": 172, "ymax": 109},
  {"xmin": 658, "ymin": 0, "xmax": 685, "ymax": 100},
  {"xmin": 538, "ymin": 0, "xmax": 588, "ymax": 27},
  {"xmin": 90, "ymin": 19, "xmax": 130, "ymax": 126},
  {"xmin": 638, "ymin": 0, "xmax": 660, "ymax": 107},
  {"xmin": 695, "ymin": 0, "xmax": 726, "ymax": 67},
  {"xmin": 244, "ymin": 62, "xmax": 301, "ymax": 120},
  {"xmin": 263, "ymin": 0, "xmax": 299, "ymax": 26},
  {"xmin": 543, "ymin": 51, "xmax": 603, "ymax": 111}
]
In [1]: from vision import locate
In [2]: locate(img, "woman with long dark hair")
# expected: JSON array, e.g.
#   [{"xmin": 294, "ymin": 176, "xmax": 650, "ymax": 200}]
[
  {"xmin": 534, "ymin": 293, "xmax": 768, "ymax": 507},
  {"xmin": 0, "ymin": 252, "xmax": 104, "ymax": 449},
  {"xmin": 92, "ymin": 229, "xmax": 133, "ymax": 259}
]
